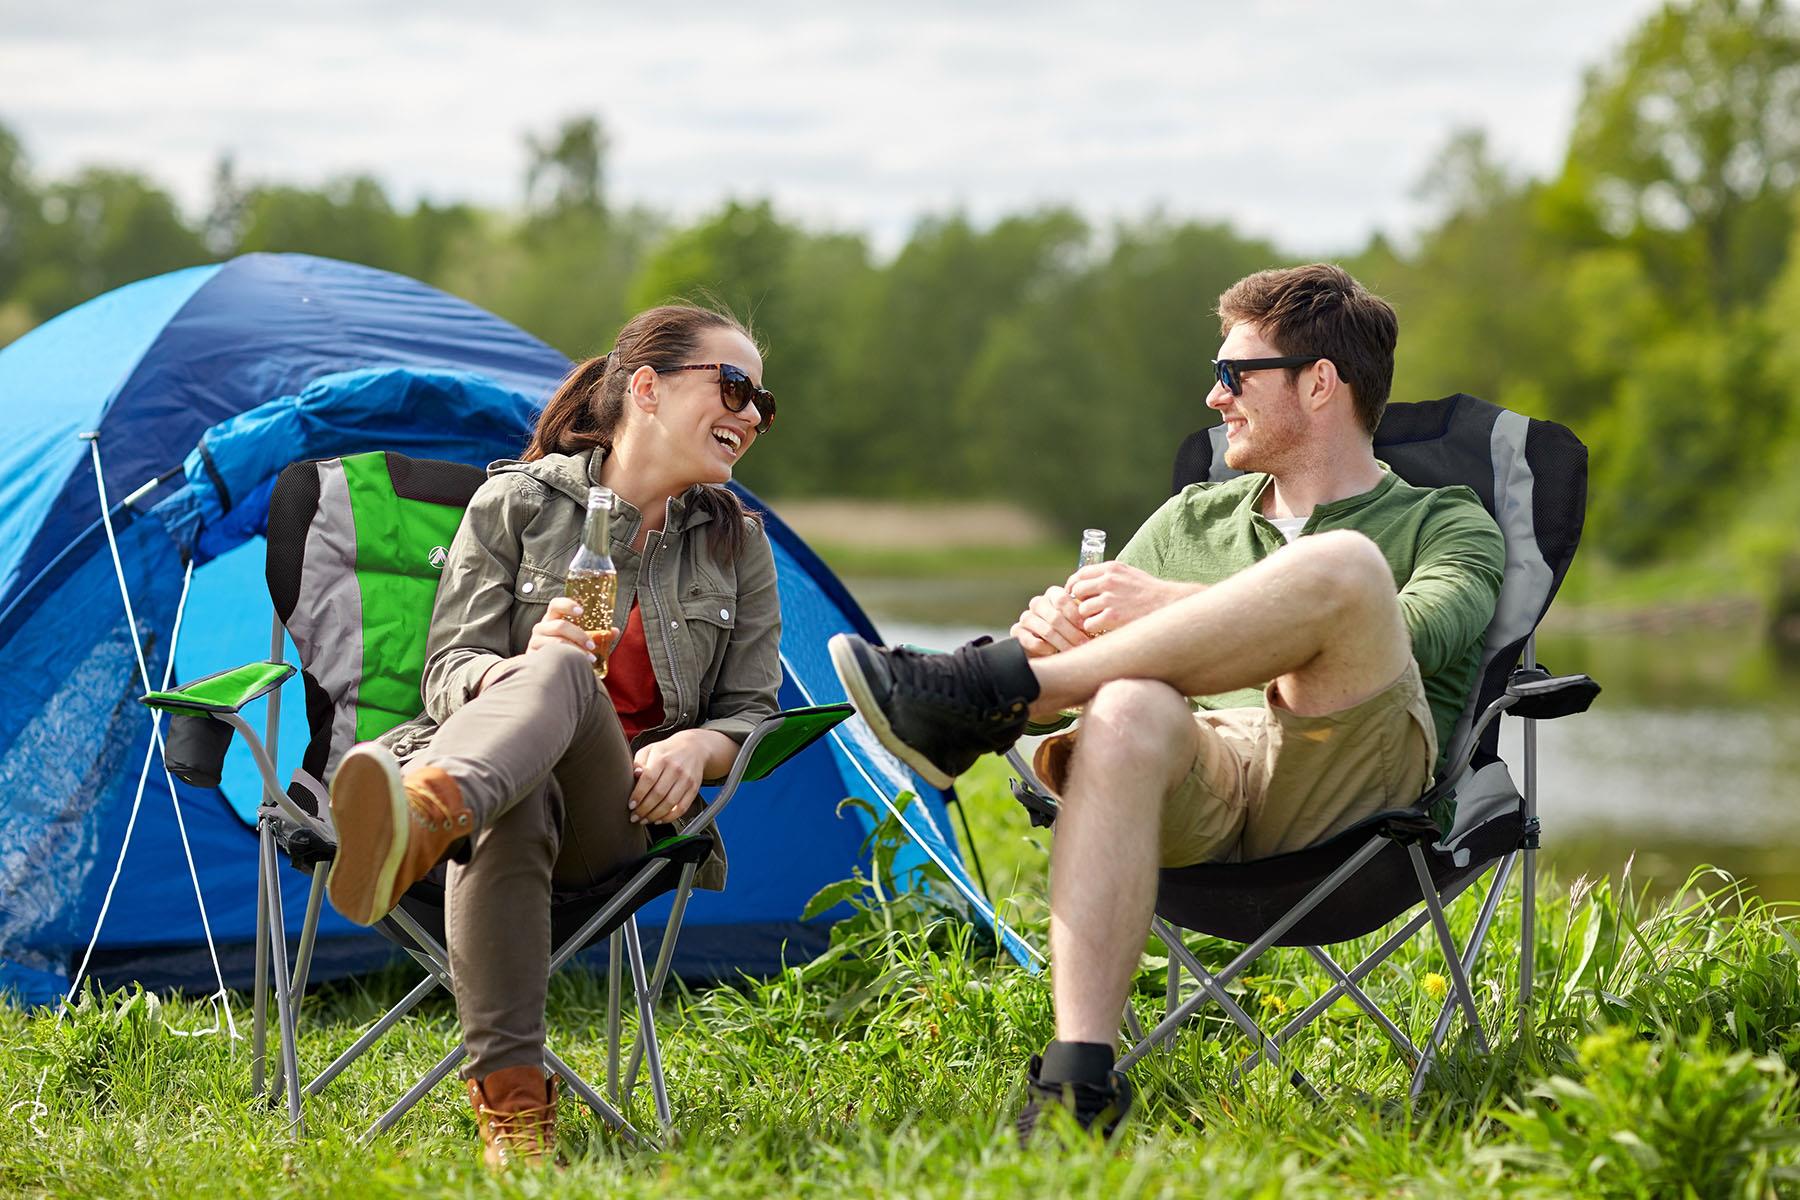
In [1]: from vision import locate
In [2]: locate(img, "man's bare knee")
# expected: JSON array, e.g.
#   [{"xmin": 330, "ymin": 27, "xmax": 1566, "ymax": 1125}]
[
  {"xmin": 1289, "ymin": 529, "xmax": 1396, "ymax": 624},
  {"xmin": 1066, "ymin": 679, "xmax": 1194, "ymax": 793}
]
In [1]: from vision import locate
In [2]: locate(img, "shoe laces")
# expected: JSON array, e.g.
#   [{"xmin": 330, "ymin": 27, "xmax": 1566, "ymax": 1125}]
[
  {"xmin": 406, "ymin": 786, "xmax": 469, "ymax": 835},
  {"xmin": 890, "ymin": 641, "xmax": 1002, "ymax": 711},
  {"xmin": 477, "ymin": 1099, "xmax": 555, "ymax": 1159}
]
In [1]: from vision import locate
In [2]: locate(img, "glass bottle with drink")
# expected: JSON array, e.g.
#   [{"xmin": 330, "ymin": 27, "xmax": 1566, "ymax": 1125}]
[
  {"xmin": 1077, "ymin": 527, "xmax": 1106, "ymax": 569},
  {"xmin": 566, "ymin": 486, "xmax": 619, "ymax": 678}
]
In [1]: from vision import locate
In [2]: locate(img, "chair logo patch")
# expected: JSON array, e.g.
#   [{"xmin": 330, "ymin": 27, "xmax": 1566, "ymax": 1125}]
[{"xmin": 428, "ymin": 546, "xmax": 449, "ymax": 569}]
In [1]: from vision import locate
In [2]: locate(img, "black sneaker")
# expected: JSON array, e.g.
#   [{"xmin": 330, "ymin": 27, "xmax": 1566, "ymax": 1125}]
[
  {"xmin": 828, "ymin": 634, "xmax": 1039, "ymax": 788},
  {"xmin": 1016, "ymin": 1055, "xmax": 1134, "ymax": 1144}
]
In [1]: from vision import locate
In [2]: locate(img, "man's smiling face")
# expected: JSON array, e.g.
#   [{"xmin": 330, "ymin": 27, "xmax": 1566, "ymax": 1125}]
[{"xmin": 1207, "ymin": 322, "xmax": 1310, "ymax": 474}]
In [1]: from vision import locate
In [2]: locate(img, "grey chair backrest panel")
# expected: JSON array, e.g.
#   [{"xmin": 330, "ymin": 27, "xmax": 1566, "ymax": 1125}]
[{"xmin": 1170, "ymin": 394, "xmax": 1589, "ymax": 778}]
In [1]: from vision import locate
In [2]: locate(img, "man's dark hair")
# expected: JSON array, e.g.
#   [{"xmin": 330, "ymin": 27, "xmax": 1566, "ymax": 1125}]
[{"xmin": 1218, "ymin": 264, "xmax": 1398, "ymax": 437}]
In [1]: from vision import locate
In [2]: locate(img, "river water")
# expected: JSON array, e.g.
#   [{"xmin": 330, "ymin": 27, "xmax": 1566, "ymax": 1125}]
[{"xmin": 863, "ymin": 603, "xmax": 1800, "ymax": 901}]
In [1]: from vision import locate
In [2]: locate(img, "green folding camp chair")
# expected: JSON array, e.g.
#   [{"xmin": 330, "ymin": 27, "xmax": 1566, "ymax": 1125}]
[{"xmin": 139, "ymin": 450, "xmax": 849, "ymax": 1145}]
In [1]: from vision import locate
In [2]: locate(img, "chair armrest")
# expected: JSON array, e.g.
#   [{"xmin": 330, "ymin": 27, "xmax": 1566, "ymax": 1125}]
[
  {"xmin": 738, "ymin": 703, "xmax": 854, "ymax": 783},
  {"xmin": 677, "ymin": 704, "xmax": 855, "ymax": 842},
  {"xmin": 1504, "ymin": 667, "xmax": 1601, "ymax": 720},
  {"xmin": 140, "ymin": 660, "xmax": 295, "ymax": 716}
]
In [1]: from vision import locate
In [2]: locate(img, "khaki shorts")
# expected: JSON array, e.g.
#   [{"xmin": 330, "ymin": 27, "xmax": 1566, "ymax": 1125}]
[{"xmin": 1032, "ymin": 662, "xmax": 1437, "ymax": 867}]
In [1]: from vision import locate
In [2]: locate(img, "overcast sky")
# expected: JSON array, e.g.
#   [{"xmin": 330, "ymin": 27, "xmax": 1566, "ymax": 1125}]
[{"xmin": 1, "ymin": 0, "xmax": 1662, "ymax": 256}]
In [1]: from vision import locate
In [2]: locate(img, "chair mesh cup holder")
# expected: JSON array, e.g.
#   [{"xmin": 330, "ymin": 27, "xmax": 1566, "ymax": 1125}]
[{"xmin": 162, "ymin": 713, "xmax": 236, "ymax": 789}]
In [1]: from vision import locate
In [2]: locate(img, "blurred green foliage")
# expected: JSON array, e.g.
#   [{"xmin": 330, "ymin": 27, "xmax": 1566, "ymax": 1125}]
[{"xmin": 3, "ymin": 0, "xmax": 1800, "ymax": 606}]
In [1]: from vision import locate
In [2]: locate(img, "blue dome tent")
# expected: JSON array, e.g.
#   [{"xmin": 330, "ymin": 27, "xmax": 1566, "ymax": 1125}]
[{"xmin": 0, "ymin": 253, "xmax": 1032, "ymax": 1008}]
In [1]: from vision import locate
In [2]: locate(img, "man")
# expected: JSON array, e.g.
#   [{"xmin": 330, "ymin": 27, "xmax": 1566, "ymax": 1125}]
[{"xmin": 828, "ymin": 263, "xmax": 1505, "ymax": 1139}]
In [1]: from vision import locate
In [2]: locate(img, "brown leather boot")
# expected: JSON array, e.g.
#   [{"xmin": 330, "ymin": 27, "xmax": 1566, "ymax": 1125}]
[
  {"xmin": 467, "ymin": 1066, "xmax": 557, "ymax": 1169},
  {"xmin": 326, "ymin": 744, "xmax": 472, "ymax": 925}
]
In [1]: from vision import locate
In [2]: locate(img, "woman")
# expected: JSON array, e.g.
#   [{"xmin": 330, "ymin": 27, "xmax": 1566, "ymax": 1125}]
[{"xmin": 323, "ymin": 303, "xmax": 781, "ymax": 1167}]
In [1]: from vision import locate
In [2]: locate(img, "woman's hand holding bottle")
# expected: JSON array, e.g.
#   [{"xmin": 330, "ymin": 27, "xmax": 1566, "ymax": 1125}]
[{"xmin": 528, "ymin": 596, "xmax": 621, "ymax": 662}]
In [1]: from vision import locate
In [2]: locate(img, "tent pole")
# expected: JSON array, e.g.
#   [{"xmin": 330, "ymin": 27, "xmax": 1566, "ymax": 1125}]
[{"xmin": 74, "ymin": 434, "xmax": 237, "ymax": 1037}]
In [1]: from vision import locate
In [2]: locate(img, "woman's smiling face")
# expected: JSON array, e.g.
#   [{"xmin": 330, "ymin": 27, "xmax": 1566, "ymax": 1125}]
[{"xmin": 648, "ymin": 326, "xmax": 767, "ymax": 485}]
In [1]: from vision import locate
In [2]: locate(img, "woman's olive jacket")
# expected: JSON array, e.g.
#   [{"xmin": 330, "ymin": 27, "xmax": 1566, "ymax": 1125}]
[{"xmin": 378, "ymin": 449, "xmax": 783, "ymax": 890}]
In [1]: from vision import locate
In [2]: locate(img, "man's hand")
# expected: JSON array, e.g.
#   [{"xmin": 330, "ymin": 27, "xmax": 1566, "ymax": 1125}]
[
  {"xmin": 629, "ymin": 729, "xmax": 734, "ymax": 825},
  {"xmin": 1067, "ymin": 562, "xmax": 1202, "ymax": 635},
  {"xmin": 1010, "ymin": 584, "xmax": 1091, "ymax": 657}
]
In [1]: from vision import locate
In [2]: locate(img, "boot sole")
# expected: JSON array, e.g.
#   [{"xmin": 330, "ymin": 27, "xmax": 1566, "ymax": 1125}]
[
  {"xmin": 828, "ymin": 634, "xmax": 955, "ymax": 790},
  {"xmin": 326, "ymin": 746, "xmax": 408, "ymax": 926}
]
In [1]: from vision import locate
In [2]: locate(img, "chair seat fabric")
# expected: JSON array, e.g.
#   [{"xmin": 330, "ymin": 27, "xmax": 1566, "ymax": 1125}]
[
  {"xmin": 1155, "ymin": 806, "xmax": 1523, "ymax": 946},
  {"xmin": 388, "ymin": 832, "xmax": 719, "ymax": 950}
]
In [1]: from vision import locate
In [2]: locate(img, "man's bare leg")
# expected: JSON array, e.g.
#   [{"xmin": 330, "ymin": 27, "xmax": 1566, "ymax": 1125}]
[
  {"xmin": 1029, "ymin": 530, "xmax": 1413, "ymax": 723},
  {"xmin": 1044, "ymin": 530, "xmax": 1414, "ymax": 1048},
  {"xmin": 1049, "ymin": 679, "xmax": 1198, "ymax": 1044}
]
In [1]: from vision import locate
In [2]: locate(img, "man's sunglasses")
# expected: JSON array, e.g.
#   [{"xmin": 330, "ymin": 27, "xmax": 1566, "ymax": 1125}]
[
  {"xmin": 668, "ymin": 363, "xmax": 776, "ymax": 433},
  {"xmin": 1211, "ymin": 356, "xmax": 1323, "ymax": 396}
]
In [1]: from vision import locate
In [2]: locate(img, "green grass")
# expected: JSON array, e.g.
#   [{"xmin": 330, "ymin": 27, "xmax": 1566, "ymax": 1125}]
[{"xmin": 4, "ymin": 765, "xmax": 1800, "ymax": 1198}]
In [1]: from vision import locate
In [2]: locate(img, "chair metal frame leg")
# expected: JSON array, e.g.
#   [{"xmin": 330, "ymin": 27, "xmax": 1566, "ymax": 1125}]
[
  {"xmin": 1304, "ymin": 945, "xmax": 1421, "ymax": 1063},
  {"xmin": 354, "ymin": 906, "xmax": 653, "ymax": 1149},
  {"xmin": 1411, "ymin": 851, "xmax": 1515, "ymax": 1098},
  {"xmin": 1519, "ymin": 632, "xmax": 1540, "ymax": 1030},
  {"xmin": 1126, "ymin": 835, "xmax": 1526, "ymax": 1105},
  {"xmin": 622, "ymin": 916, "xmax": 673, "ymax": 1135},
  {"xmin": 288, "ymin": 865, "xmax": 327, "ymax": 1003},
  {"xmin": 607, "ymin": 929, "xmax": 623, "ymax": 1100},
  {"xmin": 361, "ymin": 1044, "xmax": 466, "ymax": 1144},
  {"xmin": 260, "ymin": 829, "xmax": 305, "ymax": 1134},
  {"xmin": 306, "ymin": 973, "xmax": 444, "ymax": 1097},
  {"xmin": 1407, "ymin": 844, "xmax": 1489, "ymax": 1057},
  {"xmin": 251, "ymin": 827, "xmax": 271, "ymax": 1098},
  {"xmin": 624, "ymin": 862, "xmax": 697, "ymax": 1096}
]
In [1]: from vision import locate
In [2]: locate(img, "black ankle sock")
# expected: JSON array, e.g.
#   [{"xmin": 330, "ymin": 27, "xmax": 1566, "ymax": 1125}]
[
  {"xmin": 979, "ymin": 636, "xmax": 1041, "ymax": 703},
  {"xmin": 1039, "ymin": 1040, "xmax": 1115, "ymax": 1085}
]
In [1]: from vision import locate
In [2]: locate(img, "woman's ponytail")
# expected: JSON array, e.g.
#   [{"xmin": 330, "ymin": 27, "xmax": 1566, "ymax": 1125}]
[{"xmin": 522, "ymin": 353, "xmax": 615, "ymax": 461}]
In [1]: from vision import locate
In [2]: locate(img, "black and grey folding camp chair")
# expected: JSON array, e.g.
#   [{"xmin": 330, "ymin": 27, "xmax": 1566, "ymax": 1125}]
[
  {"xmin": 138, "ymin": 451, "xmax": 849, "ymax": 1144},
  {"xmin": 1007, "ymin": 394, "xmax": 1600, "ymax": 1098}
]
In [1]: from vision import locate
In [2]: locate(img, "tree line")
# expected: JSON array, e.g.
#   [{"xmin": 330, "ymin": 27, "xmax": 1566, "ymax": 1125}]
[{"xmin": 2, "ymin": 0, "xmax": 1798, "ymax": 600}]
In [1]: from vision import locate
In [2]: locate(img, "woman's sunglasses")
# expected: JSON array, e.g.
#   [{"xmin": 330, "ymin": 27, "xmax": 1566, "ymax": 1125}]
[{"xmin": 668, "ymin": 363, "xmax": 775, "ymax": 433}]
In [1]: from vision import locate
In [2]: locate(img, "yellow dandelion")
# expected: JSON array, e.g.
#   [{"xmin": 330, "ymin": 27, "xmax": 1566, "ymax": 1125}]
[
  {"xmin": 1259, "ymin": 993, "xmax": 1288, "ymax": 1015},
  {"xmin": 1422, "ymin": 972, "xmax": 1448, "ymax": 999}
]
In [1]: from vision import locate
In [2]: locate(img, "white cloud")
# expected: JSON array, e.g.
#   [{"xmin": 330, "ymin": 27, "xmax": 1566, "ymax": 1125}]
[{"xmin": 0, "ymin": 0, "xmax": 1661, "ymax": 255}]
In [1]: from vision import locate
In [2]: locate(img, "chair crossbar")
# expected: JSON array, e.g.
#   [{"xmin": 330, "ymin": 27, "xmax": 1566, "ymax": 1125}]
[
  {"xmin": 1121, "ymin": 834, "xmax": 1389, "ymax": 1072},
  {"xmin": 364, "ymin": 1043, "xmax": 464, "ymax": 1144},
  {"xmin": 544, "ymin": 1046, "xmax": 645, "ymax": 1148},
  {"xmin": 1411, "ymin": 851, "xmax": 1515, "ymax": 1097},
  {"xmin": 1135, "ymin": 845, "xmax": 1519, "ymax": 1102},
  {"xmin": 307, "ymin": 973, "xmax": 440, "ymax": 1097},
  {"xmin": 1232, "ymin": 864, "xmax": 1491, "ymax": 1076},
  {"xmin": 1305, "ymin": 945, "xmax": 1420, "ymax": 1063},
  {"xmin": 1407, "ymin": 844, "xmax": 1489, "ymax": 1056},
  {"xmin": 349, "ymin": 898, "xmax": 661, "ymax": 1146},
  {"xmin": 1151, "ymin": 927, "xmax": 1324, "ymax": 1101},
  {"xmin": 549, "ymin": 858, "xmax": 670, "ymax": 974},
  {"xmin": 623, "ymin": 918, "xmax": 673, "ymax": 1134}
]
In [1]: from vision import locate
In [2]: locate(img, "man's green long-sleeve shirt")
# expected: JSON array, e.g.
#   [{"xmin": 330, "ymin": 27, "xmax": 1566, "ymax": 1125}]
[{"xmin": 1115, "ymin": 467, "xmax": 1506, "ymax": 772}]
